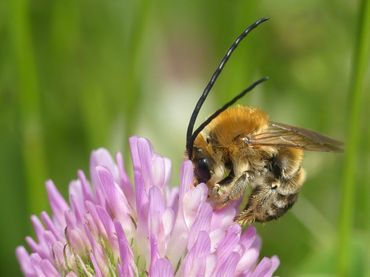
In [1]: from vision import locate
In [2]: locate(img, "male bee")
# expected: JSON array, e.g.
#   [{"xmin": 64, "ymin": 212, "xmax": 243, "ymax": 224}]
[{"xmin": 186, "ymin": 18, "xmax": 342, "ymax": 225}]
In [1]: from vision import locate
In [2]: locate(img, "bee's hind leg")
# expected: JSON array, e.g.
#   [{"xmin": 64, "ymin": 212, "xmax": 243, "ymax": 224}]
[
  {"xmin": 230, "ymin": 172, "xmax": 258, "ymax": 226},
  {"xmin": 234, "ymin": 186, "xmax": 259, "ymax": 226}
]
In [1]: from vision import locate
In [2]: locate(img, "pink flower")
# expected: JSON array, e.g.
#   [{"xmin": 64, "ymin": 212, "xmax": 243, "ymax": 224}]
[{"xmin": 16, "ymin": 136, "xmax": 279, "ymax": 276}]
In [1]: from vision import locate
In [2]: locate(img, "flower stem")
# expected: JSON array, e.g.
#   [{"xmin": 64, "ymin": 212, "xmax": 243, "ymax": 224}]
[{"xmin": 337, "ymin": 0, "xmax": 370, "ymax": 275}]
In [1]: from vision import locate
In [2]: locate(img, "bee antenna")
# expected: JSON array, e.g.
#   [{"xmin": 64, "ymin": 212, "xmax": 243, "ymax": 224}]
[
  {"xmin": 186, "ymin": 17, "xmax": 269, "ymax": 159},
  {"xmin": 190, "ymin": 76, "xmax": 269, "ymax": 150}
]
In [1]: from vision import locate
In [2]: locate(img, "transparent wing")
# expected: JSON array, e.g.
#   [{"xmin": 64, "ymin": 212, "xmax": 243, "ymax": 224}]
[{"xmin": 248, "ymin": 121, "xmax": 343, "ymax": 152}]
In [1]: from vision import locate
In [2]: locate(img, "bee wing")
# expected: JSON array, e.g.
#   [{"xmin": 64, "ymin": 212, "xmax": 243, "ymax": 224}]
[{"xmin": 248, "ymin": 121, "xmax": 343, "ymax": 152}]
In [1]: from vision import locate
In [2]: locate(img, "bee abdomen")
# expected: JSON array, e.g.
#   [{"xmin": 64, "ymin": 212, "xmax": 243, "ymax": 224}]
[
  {"xmin": 236, "ymin": 165, "xmax": 306, "ymax": 225},
  {"xmin": 261, "ymin": 167, "xmax": 305, "ymax": 221},
  {"xmin": 276, "ymin": 167, "xmax": 306, "ymax": 196},
  {"xmin": 265, "ymin": 193, "xmax": 299, "ymax": 221}
]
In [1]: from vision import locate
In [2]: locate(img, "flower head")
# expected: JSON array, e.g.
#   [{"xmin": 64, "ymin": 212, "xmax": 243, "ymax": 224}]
[{"xmin": 16, "ymin": 136, "xmax": 279, "ymax": 276}]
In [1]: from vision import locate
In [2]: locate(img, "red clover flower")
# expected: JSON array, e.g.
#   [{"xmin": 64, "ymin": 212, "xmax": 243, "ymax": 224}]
[{"xmin": 16, "ymin": 137, "xmax": 279, "ymax": 276}]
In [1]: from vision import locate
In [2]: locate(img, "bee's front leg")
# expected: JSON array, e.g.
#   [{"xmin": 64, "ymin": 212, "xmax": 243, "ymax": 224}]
[
  {"xmin": 228, "ymin": 171, "xmax": 253, "ymax": 200},
  {"xmin": 209, "ymin": 171, "xmax": 253, "ymax": 208},
  {"xmin": 209, "ymin": 183, "xmax": 232, "ymax": 208}
]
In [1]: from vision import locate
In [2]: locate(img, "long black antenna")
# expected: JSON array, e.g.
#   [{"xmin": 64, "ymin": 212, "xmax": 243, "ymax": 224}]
[
  {"xmin": 190, "ymin": 76, "xmax": 269, "ymax": 152},
  {"xmin": 186, "ymin": 17, "xmax": 269, "ymax": 159}
]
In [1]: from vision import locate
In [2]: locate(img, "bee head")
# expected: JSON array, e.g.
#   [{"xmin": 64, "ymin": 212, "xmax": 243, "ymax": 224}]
[
  {"xmin": 192, "ymin": 147, "xmax": 214, "ymax": 184},
  {"xmin": 191, "ymin": 139, "xmax": 235, "ymax": 189}
]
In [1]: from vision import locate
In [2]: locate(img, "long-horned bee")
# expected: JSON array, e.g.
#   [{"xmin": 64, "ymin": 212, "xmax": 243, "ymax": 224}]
[{"xmin": 186, "ymin": 18, "xmax": 342, "ymax": 225}]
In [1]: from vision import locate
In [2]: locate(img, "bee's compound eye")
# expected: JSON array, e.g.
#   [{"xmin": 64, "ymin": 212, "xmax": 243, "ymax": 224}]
[{"xmin": 195, "ymin": 158, "xmax": 211, "ymax": 183}]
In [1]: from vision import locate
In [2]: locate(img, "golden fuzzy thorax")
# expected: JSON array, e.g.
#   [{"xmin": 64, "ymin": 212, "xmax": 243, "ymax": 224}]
[
  {"xmin": 194, "ymin": 106, "xmax": 274, "ymax": 172},
  {"xmin": 192, "ymin": 106, "xmax": 305, "ymax": 224},
  {"xmin": 206, "ymin": 105, "xmax": 269, "ymax": 147},
  {"xmin": 194, "ymin": 106, "xmax": 304, "ymax": 181}
]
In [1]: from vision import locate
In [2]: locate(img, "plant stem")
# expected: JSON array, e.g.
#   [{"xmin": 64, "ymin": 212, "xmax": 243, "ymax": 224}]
[
  {"xmin": 121, "ymin": 0, "xmax": 151, "ymax": 154},
  {"xmin": 9, "ymin": 0, "xmax": 48, "ymax": 214},
  {"xmin": 337, "ymin": 0, "xmax": 370, "ymax": 275}
]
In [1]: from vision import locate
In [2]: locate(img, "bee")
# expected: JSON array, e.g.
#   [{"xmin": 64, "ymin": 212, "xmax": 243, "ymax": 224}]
[{"xmin": 185, "ymin": 18, "xmax": 343, "ymax": 225}]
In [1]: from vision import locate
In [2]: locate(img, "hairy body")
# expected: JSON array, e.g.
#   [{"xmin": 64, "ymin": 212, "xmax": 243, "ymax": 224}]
[{"xmin": 192, "ymin": 106, "xmax": 340, "ymax": 224}]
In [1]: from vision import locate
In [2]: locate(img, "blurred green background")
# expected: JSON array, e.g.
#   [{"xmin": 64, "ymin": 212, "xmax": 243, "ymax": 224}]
[{"xmin": 1, "ymin": 0, "xmax": 369, "ymax": 276}]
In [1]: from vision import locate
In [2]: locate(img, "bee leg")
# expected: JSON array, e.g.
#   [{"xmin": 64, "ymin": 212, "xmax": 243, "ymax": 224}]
[
  {"xmin": 228, "ymin": 172, "xmax": 250, "ymax": 201},
  {"xmin": 234, "ymin": 196, "xmax": 258, "ymax": 226},
  {"xmin": 210, "ymin": 169, "xmax": 255, "ymax": 208},
  {"xmin": 234, "ymin": 185, "xmax": 267, "ymax": 226},
  {"xmin": 235, "ymin": 209, "xmax": 255, "ymax": 226},
  {"xmin": 211, "ymin": 171, "xmax": 252, "ymax": 208},
  {"xmin": 235, "ymin": 173, "xmax": 303, "ymax": 226},
  {"xmin": 209, "ymin": 183, "xmax": 232, "ymax": 207}
]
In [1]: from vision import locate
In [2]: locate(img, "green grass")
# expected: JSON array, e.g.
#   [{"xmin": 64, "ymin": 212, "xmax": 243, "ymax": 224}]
[
  {"xmin": 337, "ymin": 0, "xmax": 370, "ymax": 276},
  {"xmin": 9, "ymin": 0, "xmax": 48, "ymax": 215}
]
